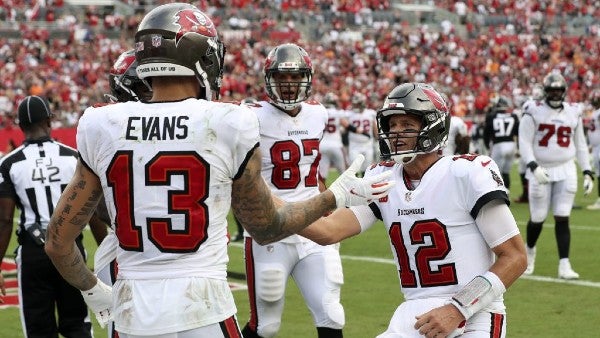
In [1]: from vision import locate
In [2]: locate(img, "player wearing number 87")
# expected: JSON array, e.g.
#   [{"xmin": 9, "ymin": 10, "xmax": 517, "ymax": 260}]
[
  {"xmin": 518, "ymin": 71, "xmax": 594, "ymax": 279},
  {"xmin": 0, "ymin": 96, "xmax": 97, "ymax": 337},
  {"xmin": 240, "ymin": 43, "xmax": 346, "ymax": 338},
  {"xmin": 299, "ymin": 83, "xmax": 527, "ymax": 338},
  {"xmin": 43, "ymin": 3, "xmax": 394, "ymax": 338}
]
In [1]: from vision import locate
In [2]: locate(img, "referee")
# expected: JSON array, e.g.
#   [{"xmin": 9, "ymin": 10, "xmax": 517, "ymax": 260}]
[{"xmin": 0, "ymin": 96, "xmax": 94, "ymax": 337}]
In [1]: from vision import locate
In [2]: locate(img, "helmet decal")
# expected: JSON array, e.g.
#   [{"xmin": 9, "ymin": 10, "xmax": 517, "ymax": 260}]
[
  {"xmin": 111, "ymin": 52, "xmax": 136, "ymax": 76},
  {"xmin": 173, "ymin": 9, "xmax": 217, "ymax": 45},
  {"xmin": 421, "ymin": 86, "xmax": 447, "ymax": 113}
]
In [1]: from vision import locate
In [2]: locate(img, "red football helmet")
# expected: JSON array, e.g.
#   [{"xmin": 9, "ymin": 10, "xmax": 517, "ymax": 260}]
[{"xmin": 107, "ymin": 49, "xmax": 152, "ymax": 103}]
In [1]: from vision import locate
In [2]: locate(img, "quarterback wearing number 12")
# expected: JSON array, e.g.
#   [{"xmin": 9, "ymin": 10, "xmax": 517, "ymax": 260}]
[{"xmin": 301, "ymin": 82, "xmax": 527, "ymax": 338}]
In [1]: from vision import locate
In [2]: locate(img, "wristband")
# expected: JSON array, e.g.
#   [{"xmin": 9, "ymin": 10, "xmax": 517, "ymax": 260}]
[
  {"xmin": 347, "ymin": 125, "xmax": 358, "ymax": 133},
  {"xmin": 526, "ymin": 161, "xmax": 538, "ymax": 171},
  {"xmin": 448, "ymin": 271, "xmax": 506, "ymax": 320},
  {"xmin": 583, "ymin": 170, "xmax": 594, "ymax": 178}
]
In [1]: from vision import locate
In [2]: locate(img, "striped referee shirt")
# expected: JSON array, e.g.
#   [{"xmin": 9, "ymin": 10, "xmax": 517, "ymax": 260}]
[{"xmin": 0, "ymin": 137, "xmax": 77, "ymax": 232}]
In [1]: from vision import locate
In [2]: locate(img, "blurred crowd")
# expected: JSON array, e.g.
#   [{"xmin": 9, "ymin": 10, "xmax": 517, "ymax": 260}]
[{"xmin": 0, "ymin": 0, "xmax": 599, "ymax": 131}]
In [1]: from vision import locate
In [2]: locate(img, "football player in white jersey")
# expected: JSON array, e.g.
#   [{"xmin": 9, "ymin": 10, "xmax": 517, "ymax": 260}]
[
  {"xmin": 319, "ymin": 92, "xmax": 350, "ymax": 185},
  {"xmin": 518, "ymin": 72, "xmax": 594, "ymax": 279},
  {"xmin": 240, "ymin": 43, "xmax": 345, "ymax": 338},
  {"xmin": 94, "ymin": 48, "xmax": 153, "ymax": 338},
  {"xmin": 43, "ymin": 4, "xmax": 395, "ymax": 338},
  {"xmin": 586, "ymin": 90, "xmax": 600, "ymax": 210},
  {"xmin": 300, "ymin": 83, "xmax": 527, "ymax": 338},
  {"xmin": 442, "ymin": 114, "xmax": 470, "ymax": 156},
  {"xmin": 483, "ymin": 96, "xmax": 519, "ymax": 191},
  {"xmin": 347, "ymin": 92, "xmax": 377, "ymax": 175}
]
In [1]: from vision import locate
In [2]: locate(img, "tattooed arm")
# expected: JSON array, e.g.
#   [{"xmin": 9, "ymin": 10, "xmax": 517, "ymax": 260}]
[
  {"xmin": 45, "ymin": 159, "xmax": 103, "ymax": 291},
  {"xmin": 231, "ymin": 149, "xmax": 337, "ymax": 245}
]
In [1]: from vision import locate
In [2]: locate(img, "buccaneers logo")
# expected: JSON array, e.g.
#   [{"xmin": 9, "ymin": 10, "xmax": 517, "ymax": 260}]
[
  {"xmin": 173, "ymin": 9, "xmax": 217, "ymax": 45},
  {"xmin": 111, "ymin": 53, "xmax": 135, "ymax": 75},
  {"xmin": 420, "ymin": 85, "xmax": 448, "ymax": 113}
]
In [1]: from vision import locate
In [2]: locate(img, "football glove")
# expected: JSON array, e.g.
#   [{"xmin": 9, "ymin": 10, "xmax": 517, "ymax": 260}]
[
  {"xmin": 81, "ymin": 278, "xmax": 113, "ymax": 328},
  {"xmin": 329, "ymin": 154, "xmax": 395, "ymax": 208},
  {"xmin": 527, "ymin": 161, "xmax": 549, "ymax": 185},
  {"xmin": 583, "ymin": 170, "xmax": 594, "ymax": 196}
]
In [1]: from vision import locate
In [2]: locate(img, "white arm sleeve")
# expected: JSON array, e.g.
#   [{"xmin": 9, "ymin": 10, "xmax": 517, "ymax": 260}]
[
  {"xmin": 574, "ymin": 116, "xmax": 592, "ymax": 172},
  {"xmin": 349, "ymin": 204, "xmax": 378, "ymax": 233},
  {"xmin": 475, "ymin": 199, "xmax": 520, "ymax": 248},
  {"xmin": 518, "ymin": 114, "xmax": 536, "ymax": 165}
]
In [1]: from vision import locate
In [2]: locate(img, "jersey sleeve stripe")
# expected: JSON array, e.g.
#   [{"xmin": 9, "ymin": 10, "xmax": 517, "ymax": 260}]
[
  {"xmin": 470, "ymin": 190, "xmax": 509, "ymax": 219},
  {"xmin": 369, "ymin": 202, "xmax": 382, "ymax": 221},
  {"xmin": 233, "ymin": 142, "xmax": 259, "ymax": 180}
]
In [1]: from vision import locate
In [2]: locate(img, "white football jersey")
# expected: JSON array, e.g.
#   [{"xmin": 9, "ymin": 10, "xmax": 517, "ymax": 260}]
[
  {"xmin": 347, "ymin": 108, "xmax": 377, "ymax": 147},
  {"xmin": 247, "ymin": 100, "xmax": 327, "ymax": 243},
  {"xmin": 587, "ymin": 108, "xmax": 600, "ymax": 147},
  {"xmin": 363, "ymin": 155, "xmax": 511, "ymax": 303},
  {"xmin": 519, "ymin": 100, "xmax": 591, "ymax": 173},
  {"xmin": 442, "ymin": 116, "xmax": 468, "ymax": 155},
  {"xmin": 322, "ymin": 107, "xmax": 349, "ymax": 149},
  {"xmin": 77, "ymin": 98, "xmax": 260, "ymax": 280}
]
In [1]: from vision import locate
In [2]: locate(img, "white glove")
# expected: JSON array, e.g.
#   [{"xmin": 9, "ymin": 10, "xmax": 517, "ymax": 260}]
[
  {"xmin": 329, "ymin": 154, "xmax": 396, "ymax": 207},
  {"xmin": 532, "ymin": 166, "xmax": 550, "ymax": 184},
  {"xmin": 81, "ymin": 278, "xmax": 113, "ymax": 328},
  {"xmin": 583, "ymin": 171, "xmax": 594, "ymax": 196}
]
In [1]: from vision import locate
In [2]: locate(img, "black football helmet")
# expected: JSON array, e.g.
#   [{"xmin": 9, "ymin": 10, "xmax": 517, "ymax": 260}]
[
  {"xmin": 134, "ymin": 3, "xmax": 226, "ymax": 100},
  {"xmin": 377, "ymin": 83, "xmax": 450, "ymax": 163},
  {"xmin": 543, "ymin": 72, "xmax": 567, "ymax": 108},
  {"xmin": 492, "ymin": 95, "xmax": 511, "ymax": 113},
  {"xmin": 264, "ymin": 43, "xmax": 312, "ymax": 110},
  {"xmin": 107, "ymin": 49, "xmax": 152, "ymax": 103}
]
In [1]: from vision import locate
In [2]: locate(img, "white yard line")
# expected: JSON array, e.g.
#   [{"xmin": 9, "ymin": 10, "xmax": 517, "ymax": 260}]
[{"xmin": 228, "ymin": 242, "xmax": 600, "ymax": 288}]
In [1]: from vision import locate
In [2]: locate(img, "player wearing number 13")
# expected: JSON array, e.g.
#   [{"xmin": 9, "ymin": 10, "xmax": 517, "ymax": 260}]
[
  {"xmin": 300, "ymin": 83, "xmax": 527, "ymax": 338},
  {"xmin": 43, "ymin": 3, "xmax": 394, "ymax": 338},
  {"xmin": 0, "ymin": 96, "xmax": 94, "ymax": 337},
  {"xmin": 518, "ymin": 71, "xmax": 594, "ymax": 279}
]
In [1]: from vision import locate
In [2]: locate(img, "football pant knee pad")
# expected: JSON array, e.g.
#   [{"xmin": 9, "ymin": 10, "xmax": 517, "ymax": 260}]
[
  {"xmin": 321, "ymin": 298, "xmax": 345, "ymax": 329},
  {"xmin": 257, "ymin": 268, "xmax": 286, "ymax": 303}
]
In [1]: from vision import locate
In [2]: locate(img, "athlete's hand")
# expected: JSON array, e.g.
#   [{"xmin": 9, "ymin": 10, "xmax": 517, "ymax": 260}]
[
  {"xmin": 583, "ymin": 170, "xmax": 594, "ymax": 196},
  {"xmin": 81, "ymin": 278, "xmax": 113, "ymax": 328},
  {"xmin": 527, "ymin": 161, "xmax": 549, "ymax": 184},
  {"xmin": 414, "ymin": 304, "xmax": 465, "ymax": 338},
  {"xmin": 328, "ymin": 154, "xmax": 395, "ymax": 207}
]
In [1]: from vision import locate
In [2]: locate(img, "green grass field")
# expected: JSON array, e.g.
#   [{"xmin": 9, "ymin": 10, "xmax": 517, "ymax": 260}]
[{"xmin": 1, "ymin": 166, "xmax": 599, "ymax": 337}]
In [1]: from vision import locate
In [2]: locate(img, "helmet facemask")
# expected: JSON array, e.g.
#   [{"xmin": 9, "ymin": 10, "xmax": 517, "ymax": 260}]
[
  {"xmin": 377, "ymin": 83, "xmax": 450, "ymax": 163},
  {"xmin": 378, "ymin": 109, "xmax": 448, "ymax": 164},
  {"xmin": 264, "ymin": 43, "xmax": 313, "ymax": 111},
  {"xmin": 543, "ymin": 73, "xmax": 567, "ymax": 109},
  {"xmin": 265, "ymin": 69, "xmax": 312, "ymax": 111}
]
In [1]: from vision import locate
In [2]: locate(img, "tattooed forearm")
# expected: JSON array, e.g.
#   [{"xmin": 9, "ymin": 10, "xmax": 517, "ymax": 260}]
[
  {"xmin": 48, "ymin": 242, "xmax": 97, "ymax": 290},
  {"xmin": 232, "ymin": 151, "xmax": 336, "ymax": 245},
  {"xmin": 45, "ymin": 160, "xmax": 102, "ymax": 291}
]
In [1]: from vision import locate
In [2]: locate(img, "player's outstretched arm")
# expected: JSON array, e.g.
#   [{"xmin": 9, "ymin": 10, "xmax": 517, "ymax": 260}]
[
  {"xmin": 232, "ymin": 152, "xmax": 393, "ymax": 245},
  {"xmin": 298, "ymin": 207, "xmax": 363, "ymax": 245},
  {"xmin": 45, "ymin": 159, "xmax": 103, "ymax": 291}
]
